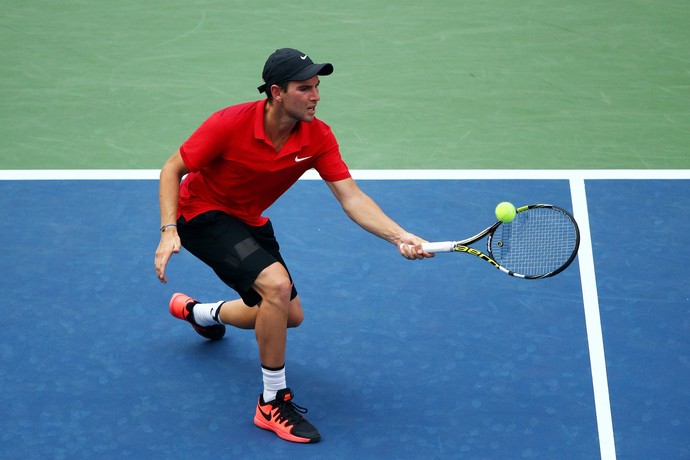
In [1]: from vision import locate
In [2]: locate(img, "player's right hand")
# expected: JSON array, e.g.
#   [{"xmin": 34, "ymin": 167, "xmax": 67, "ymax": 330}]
[{"xmin": 154, "ymin": 230, "xmax": 181, "ymax": 283}]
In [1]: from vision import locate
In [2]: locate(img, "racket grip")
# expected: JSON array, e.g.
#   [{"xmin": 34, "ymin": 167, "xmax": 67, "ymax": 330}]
[{"xmin": 421, "ymin": 241, "xmax": 456, "ymax": 253}]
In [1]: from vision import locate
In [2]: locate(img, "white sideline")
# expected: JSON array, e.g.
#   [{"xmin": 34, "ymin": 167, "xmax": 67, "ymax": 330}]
[{"xmin": 570, "ymin": 178, "xmax": 617, "ymax": 460}]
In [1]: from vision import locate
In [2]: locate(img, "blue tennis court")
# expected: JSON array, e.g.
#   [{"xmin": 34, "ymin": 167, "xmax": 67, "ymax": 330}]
[{"xmin": 1, "ymin": 172, "xmax": 687, "ymax": 459}]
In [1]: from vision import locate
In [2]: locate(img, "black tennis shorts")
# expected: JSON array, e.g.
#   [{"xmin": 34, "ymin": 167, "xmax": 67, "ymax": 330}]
[{"xmin": 177, "ymin": 211, "xmax": 297, "ymax": 306}]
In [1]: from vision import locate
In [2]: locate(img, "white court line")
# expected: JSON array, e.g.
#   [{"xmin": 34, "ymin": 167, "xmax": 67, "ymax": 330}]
[
  {"xmin": 0, "ymin": 169, "xmax": 162, "ymax": 180},
  {"xmin": 1, "ymin": 169, "xmax": 689, "ymax": 180},
  {"xmin": 570, "ymin": 178, "xmax": 617, "ymax": 460}
]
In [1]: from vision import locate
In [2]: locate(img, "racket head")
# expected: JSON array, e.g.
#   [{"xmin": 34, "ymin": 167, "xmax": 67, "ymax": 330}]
[{"xmin": 487, "ymin": 204, "xmax": 580, "ymax": 279}]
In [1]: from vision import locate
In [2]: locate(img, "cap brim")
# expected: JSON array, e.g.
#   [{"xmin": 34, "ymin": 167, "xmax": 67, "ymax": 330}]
[{"xmin": 290, "ymin": 63, "xmax": 334, "ymax": 82}]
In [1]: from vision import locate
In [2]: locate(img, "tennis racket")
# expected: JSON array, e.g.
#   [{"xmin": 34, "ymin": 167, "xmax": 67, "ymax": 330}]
[{"xmin": 420, "ymin": 204, "xmax": 580, "ymax": 279}]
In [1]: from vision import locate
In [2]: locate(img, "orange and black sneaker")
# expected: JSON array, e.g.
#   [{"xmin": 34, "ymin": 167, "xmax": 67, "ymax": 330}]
[
  {"xmin": 254, "ymin": 388, "xmax": 321, "ymax": 443},
  {"xmin": 168, "ymin": 293, "xmax": 225, "ymax": 341}
]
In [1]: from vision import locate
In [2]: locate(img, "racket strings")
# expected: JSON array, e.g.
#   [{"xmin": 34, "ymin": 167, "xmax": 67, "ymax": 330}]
[{"xmin": 490, "ymin": 207, "xmax": 578, "ymax": 276}]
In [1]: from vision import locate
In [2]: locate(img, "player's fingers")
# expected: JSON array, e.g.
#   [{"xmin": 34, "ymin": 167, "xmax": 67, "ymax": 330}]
[
  {"xmin": 398, "ymin": 242, "xmax": 421, "ymax": 259},
  {"xmin": 155, "ymin": 260, "xmax": 167, "ymax": 283},
  {"xmin": 414, "ymin": 246, "xmax": 431, "ymax": 259},
  {"xmin": 154, "ymin": 250, "xmax": 171, "ymax": 282},
  {"xmin": 156, "ymin": 263, "xmax": 168, "ymax": 283},
  {"xmin": 422, "ymin": 250, "xmax": 436, "ymax": 259}
]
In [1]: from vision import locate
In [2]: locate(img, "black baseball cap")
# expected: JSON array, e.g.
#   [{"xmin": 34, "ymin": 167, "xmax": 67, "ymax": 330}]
[{"xmin": 257, "ymin": 48, "xmax": 334, "ymax": 93}]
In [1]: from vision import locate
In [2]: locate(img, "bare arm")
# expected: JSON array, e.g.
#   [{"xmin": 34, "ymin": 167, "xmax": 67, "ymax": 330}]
[
  {"xmin": 154, "ymin": 149, "xmax": 189, "ymax": 282},
  {"xmin": 325, "ymin": 178, "xmax": 432, "ymax": 259}
]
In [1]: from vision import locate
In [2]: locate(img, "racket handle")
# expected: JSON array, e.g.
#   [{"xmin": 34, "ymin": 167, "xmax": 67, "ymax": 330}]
[{"xmin": 421, "ymin": 241, "xmax": 456, "ymax": 253}]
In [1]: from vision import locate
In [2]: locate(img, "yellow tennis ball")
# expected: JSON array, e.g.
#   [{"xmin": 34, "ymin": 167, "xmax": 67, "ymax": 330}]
[{"xmin": 495, "ymin": 201, "xmax": 516, "ymax": 222}]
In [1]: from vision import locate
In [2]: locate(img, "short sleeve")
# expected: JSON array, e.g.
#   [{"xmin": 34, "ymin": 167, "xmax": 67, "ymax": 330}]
[
  {"xmin": 179, "ymin": 112, "xmax": 227, "ymax": 172},
  {"xmin": 313, "ymin": 128, "xmax": 351, "ymax": 182}
]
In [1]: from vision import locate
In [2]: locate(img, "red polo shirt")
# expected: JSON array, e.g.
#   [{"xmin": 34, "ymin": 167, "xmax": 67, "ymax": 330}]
[{"xmin": 178, "ymin": 99, "xmax": 351, "ymax": 226}]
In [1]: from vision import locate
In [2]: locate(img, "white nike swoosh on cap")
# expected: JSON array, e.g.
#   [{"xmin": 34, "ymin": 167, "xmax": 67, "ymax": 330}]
[{"xmin": 300, "ymin": 55, "xmax": 308, "ymax": 60}]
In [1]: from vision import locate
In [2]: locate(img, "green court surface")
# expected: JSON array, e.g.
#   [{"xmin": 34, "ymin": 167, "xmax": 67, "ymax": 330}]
[{"xmin": 2, "ymin": 0, "xmax": 689, "ymax": 170}]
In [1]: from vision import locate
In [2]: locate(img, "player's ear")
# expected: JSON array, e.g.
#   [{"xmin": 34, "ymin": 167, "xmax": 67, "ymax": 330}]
[{"xmin": 270, "ymin": 84, "xmax": 284, "ymax": 102}]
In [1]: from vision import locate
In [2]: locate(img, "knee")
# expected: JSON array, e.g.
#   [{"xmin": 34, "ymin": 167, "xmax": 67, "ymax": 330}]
[
  {"xmin": 255, "ymin": 264, "xmax": 301, "ymax": 322},
  {"xmin": 257, "ymin": 268, "xmax": 293, "ymax": 305},
  {"xmin": 268, "ymin": 276, "xmax": 293, "ymax": 300}
]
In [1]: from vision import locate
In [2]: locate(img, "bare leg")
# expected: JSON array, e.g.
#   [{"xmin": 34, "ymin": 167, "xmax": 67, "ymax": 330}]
[
  {"xmin": 217, "ymin": 299, "xmax": 259, "ymax": 329},
  {"xmin": 252, "ymin": 262, "xmax": 294, "ymax": 368},
  {"xmin": 217, "ymin": 287, "xmax": 304, "ymax": 330}
]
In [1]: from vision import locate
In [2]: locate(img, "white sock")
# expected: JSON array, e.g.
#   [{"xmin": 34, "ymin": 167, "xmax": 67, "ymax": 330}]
[
  {"xmin": 192, "ymin": 301, "xmax": 224, "ymax": 326},
  {"xmin": 262, "ymin": 365, "xmax": 286, "ymax": 403}
]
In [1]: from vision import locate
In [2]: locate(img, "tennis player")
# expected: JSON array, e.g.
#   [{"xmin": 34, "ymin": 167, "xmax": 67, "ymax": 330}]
[{"xmin": 154, "ymin": 48, "xmax": 431, "ymax": 443}]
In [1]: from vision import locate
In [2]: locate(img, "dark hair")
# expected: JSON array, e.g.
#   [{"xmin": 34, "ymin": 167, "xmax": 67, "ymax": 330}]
[{"xmin": 265, "ymin": 82, "xmax": 289, "ymax": 102}]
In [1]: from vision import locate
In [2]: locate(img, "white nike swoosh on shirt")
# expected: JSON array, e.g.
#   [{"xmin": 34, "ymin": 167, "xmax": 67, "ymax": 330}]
[{"xmin": 295, "ymin": 155, "xmax": 313, "ymax": 162}]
